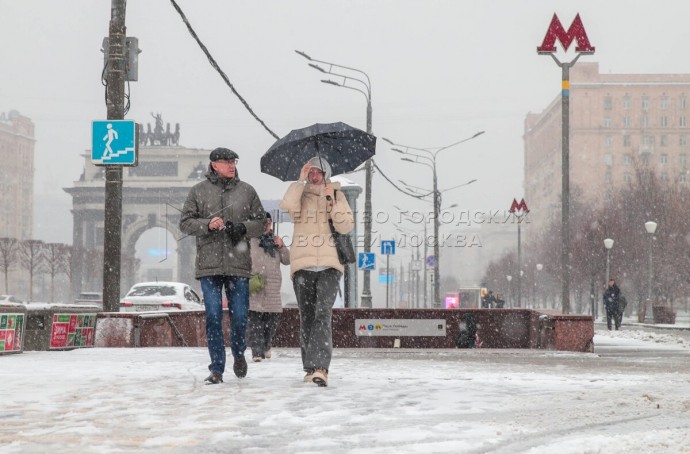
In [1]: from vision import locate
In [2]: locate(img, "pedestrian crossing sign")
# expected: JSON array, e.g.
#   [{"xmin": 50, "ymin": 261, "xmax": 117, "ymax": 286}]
[{"xmin": 91, "ymin": 120, "xmax": 138, "ymax": 166}]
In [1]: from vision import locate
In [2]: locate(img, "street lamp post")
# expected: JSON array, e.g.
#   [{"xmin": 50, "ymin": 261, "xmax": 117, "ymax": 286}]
[
  {"xmin": 296, "ymin": 50, "xmax": 373, "ymax": 308},
  {"xmin": 644, "ymin": 222, "xmax": 657, "ymax": 323},
  {"xmin": 384, "ymin": 132, "xmax": 484, "ymax": 308},
  {"xmin": 536, "ymin": 264, "xmax": 543, "ymax": 308},
  {"xmin": 604, "ymin": 238, "xmax": 614, "ymax": 319},
  {"xmin": 506, "ymin": 275, "xmax": 513, "ymax": 308}
]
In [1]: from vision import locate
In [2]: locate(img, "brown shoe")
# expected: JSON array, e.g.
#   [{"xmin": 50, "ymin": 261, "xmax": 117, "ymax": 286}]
[
  {"xmin": 312, "ymin": 368, "xmax": 328, "ymax": 387},
  {"xmin": 303, "ymin": 369, "xmax": 315, "ymax": 382}
]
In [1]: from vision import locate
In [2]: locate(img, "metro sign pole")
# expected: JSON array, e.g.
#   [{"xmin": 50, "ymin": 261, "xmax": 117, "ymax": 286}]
[
  {"xmin": 509, "ymin": 198, "xmax": 529, "ymax": 308},
  {"xmin": 537, "ymin": 13, "xmax": 595, "ymax": 314}
]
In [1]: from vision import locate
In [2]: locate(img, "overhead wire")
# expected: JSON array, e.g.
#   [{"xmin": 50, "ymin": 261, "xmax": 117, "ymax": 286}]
[{"xmin": 169, "ymin": 0, "xmax": 280, "ymax": 140}]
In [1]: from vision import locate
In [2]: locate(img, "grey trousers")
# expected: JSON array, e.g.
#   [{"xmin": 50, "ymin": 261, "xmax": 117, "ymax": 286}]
[
  {"xmin": 248, "ymin": 310, "xmax": 282, "ymax": 358},
  {"xmin": 293, "ymin": 268, "xmax": 341, "ymax": 372}
]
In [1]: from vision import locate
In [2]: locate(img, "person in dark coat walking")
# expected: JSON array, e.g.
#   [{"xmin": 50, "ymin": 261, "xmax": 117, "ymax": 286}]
[
  {"xmin": 603, "ymin": 278, "xmax": 622, "ymax": 330},
  {"xmin": 248, "ymin": 212, "xmax": 290, "ymax": 362},
  {"xmin": 179, "ymin": 147, "xmax": 266, "ymax": 384}
]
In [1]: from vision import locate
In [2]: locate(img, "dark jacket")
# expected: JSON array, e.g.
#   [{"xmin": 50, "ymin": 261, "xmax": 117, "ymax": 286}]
[
  {"xmin": 603, "ymin": 283, "xmax": 621, "ymax": 310},
  {"xmin": 179, "ymin": 170, "xmax": 265, "ymax": 279}
]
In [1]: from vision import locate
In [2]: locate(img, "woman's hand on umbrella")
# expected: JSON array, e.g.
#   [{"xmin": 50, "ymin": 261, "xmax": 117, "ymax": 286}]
[
  {"xmin": 299, "ymin": 163, "xmax": 312, "ymax": 182},
  {"xmin": 274, "ymin": 235, "xmax": 284, "ymax": 248},
  {"xmin": 323, "ymin": 184, "xmax": 335, "ymax": 205}
]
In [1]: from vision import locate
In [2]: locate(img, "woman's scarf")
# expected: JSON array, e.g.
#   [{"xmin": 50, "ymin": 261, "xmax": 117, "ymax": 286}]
[{"xmin": 258, "ymin": 233, "xmax": 277, "ymax": 257}]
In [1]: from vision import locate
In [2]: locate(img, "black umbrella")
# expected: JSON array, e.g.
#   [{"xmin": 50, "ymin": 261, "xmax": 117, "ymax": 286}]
[{"xmin": 260, "ymin": 122, "xmax": 376, "ymax": 181}]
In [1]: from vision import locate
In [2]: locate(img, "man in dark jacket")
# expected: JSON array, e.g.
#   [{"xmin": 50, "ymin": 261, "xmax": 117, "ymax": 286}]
[
  {"xmin": 179, "ymin": 147, "xmax": 265, "ymax": 384},
  {"xmin": 603, "ymin": 278, "xmax": 621, "ymax": 330}
]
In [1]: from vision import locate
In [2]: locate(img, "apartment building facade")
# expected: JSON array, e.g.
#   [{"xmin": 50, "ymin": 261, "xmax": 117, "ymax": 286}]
[
  {"xmin": 0, "ymin": 110, "xmax": 35, "ymax": 240},
  {"xmin": 524, "ymin": 62, "xmax": 690, "ymax": 229}
]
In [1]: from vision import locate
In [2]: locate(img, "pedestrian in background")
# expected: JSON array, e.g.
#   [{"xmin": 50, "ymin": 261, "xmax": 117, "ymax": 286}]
[
  {"xmin": 248, "ymin": 212, "xmax": 290, "ymax": 362},
  {"xmin": 280, "ymin": 157, "xmax": 354, "ymax": 387},
  {"xmin": 603, "ymin": 278, "xmax": 622, "ymax": 330},
  {"xmin": 179, "ymin": 147, "xmax": 266, "ymax": 384}
]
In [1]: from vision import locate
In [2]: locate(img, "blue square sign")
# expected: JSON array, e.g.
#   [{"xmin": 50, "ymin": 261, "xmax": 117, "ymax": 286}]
[
  {"xmin": 358, "ymin": 252, "xmax": 376, "ymax": 270},
  {"xmin": 92, "ymin": 120, "xmax": 138, "ymax": 165},
  {"xmin": 381, "ymin": 240, "xmax": 396, "ymax": 255}
]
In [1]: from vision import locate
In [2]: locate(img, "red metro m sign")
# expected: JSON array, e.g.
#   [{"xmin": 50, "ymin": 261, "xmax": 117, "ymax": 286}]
[{"xmin": 537, "ymin": 13, "xmax": 595, "ymax": 54}]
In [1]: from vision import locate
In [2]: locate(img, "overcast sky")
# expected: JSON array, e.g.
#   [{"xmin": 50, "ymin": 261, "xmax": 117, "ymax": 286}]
[{"xmin": 4, "ymin": 0, "xmax": 690, "ymax": 246}]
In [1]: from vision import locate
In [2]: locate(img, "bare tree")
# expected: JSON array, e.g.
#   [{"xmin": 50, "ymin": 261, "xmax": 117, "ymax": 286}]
[
  {"xmin": 19, "ymin": 240, "xmax": 45, "ymax": 301},
  {"xmin": 59, "ymin": 244, "xmax": 74, "ymax": 299},
  {"xmin": 44, "ymin": 243, "xmax": 69, "ymax": 302},
  {"xmin": 0, "ymin": 237, "xmax": 19, "ymax": 293}
]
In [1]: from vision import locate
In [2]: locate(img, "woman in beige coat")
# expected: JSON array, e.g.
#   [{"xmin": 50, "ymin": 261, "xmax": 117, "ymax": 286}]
[
  {"xmin": 248, "ymin": 212, "xmax": 290, "ymax": 362},
  {"xmin": 279, "ymin": 157, "xmax": 354, "ymax": 387}
]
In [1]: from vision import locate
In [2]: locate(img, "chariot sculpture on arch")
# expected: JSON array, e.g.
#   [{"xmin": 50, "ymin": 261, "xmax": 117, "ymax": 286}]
[{"xmin": 138, "ymin": 112, "xmax": 180, "ymax": 146}]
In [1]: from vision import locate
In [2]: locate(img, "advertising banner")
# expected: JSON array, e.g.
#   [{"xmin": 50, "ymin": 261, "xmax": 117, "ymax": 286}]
[
  {"xmin": 0, "ymin": 313, "xmax": 24, "ymax": 352},
  {"xmin": 49, "ymin": 313, "xmax": 97, "ymax": 349}
]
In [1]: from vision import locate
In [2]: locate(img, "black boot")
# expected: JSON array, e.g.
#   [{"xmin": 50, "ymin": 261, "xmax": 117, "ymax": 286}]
[
  {"xmin": 204, "ymin": 372, "xmax": 223, "ymax": 385},
  {"xmin": 233, "ymin": 356, "xmax": 248, "ymax": 378}
]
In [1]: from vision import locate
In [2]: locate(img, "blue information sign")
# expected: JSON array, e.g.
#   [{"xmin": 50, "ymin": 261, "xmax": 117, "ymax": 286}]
[
  {"xmin": 92, "ymin": 120, "xmax": 138, "ymax": 165},
  {"xmin": 381, "ymin": 240, "xmax": 396, "ymax": 255},
  {"xmin": 358, "ymin": 252, "xmax": 376, "ymax": 270}
]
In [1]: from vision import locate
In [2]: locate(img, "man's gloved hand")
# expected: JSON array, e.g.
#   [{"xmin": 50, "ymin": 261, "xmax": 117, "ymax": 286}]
[{"xmin": 224, "ymin": 221, "xmax": 247, "ymax": 245}]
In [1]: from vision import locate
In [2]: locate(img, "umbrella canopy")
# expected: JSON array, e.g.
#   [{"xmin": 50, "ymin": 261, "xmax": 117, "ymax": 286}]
[{"xmin": 261, "ymin": 122, "xmax": 376, "ymax": 181}]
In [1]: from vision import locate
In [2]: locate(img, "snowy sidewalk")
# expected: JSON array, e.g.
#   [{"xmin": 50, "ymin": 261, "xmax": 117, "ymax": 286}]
[{"xmin": 1, "ymin": 330, "xmax": 690, "ymax": 453}]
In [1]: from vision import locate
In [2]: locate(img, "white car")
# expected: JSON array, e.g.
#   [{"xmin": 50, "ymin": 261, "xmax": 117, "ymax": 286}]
[
  {"xmin": 0, "ymin": 294, "xmax": 22, "ymax": 305},
  {"xmin": 119, "ymin": 282, "xmax": 203, "ymax": 312}
]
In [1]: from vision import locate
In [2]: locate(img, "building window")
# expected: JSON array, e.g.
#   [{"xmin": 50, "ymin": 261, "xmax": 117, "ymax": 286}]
[
  {"xmin": 604, "ymin": 117, "xmax": 612, "ymax": 128},
  {"xmin": 681, "ymin": 154, "xmax": 688, "ymax": 167},
  {"xmin": 681, "ymin": 135, "xmax": 688, "ymax": 146},
  {"xmin": 623, "ymin": 134, "xmax": 631, "ymax": 146},
  {"xmin": 604, "ymin": 172, "xmax": 612, "ymax": 184},
  {"xmin": 661, "ymin": 135, "xmax": 668, "ymax": 146},
  {"xmin": 681, "ymin": 116, "xmax": 688, "ymax": 128},
  {"xmin": 680, "ymin": 173, "xmax": 688, "ymax": 183},
  {"xmin": 641, "ymin": 115, "xmax": 649, "ymax": 128},
  {"xmin": 660, "ymin": 96, "xmax": 669, "ymax": 110},
  {"xmin": 643, "ymin": 135, "xmax": 655, "ymax": 145},
  {"xmin": 603, "ymin": 153, "xmax": 613, "ymax": 166},
  {"xmin": 623, "ymin": 116, "xmax": 631, "ymax": 128},
  {"xmin": 624, "ymin": 154, "xmax": 633, "ymax": 165},
  {"xmin": 661, "ymin": 172, "xmax": 669, "ymax": 182},
  {"xmin": 661, "ymin": 153, "xmax": 668, "ymax": 164},
  {"xmin": 623, "ymin": 96, "xmax": 631, "ymax": 110},
  {"xmin": 604, "ymin": 96, "xmax": 612, "ymax": 111},
  {"xmin": 623, "ymin": 172, "xmax": 632, "ymax": 183},
  {"xmin": 680, "ymin": 97, "xmax": 687, "ymax": 110},
  {"xmin": 660, "ymin": 116, "xmax": 668, "ymax": 128},
  {"xmin": 642, "ymin": 97, "xmax": 650, "ymax": 111},
  {"xmin": 604, "ymin": 135, "xmax": 613, "ymax": 147}
]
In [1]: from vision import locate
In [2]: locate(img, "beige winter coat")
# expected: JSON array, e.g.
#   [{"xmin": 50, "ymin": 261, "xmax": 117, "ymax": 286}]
[
  {"xmin": 280, "ymin": 181, "xmax": 354, "ymax": 276},
  {"xmin": 249, "ymin": 237, "xmax": 290, "ymax": 313}
]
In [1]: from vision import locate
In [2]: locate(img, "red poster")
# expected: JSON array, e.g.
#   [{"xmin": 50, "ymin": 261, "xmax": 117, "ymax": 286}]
[
  {"xmin": 69, "ymin": 315, "xmax": 77, "ymax": 332},
  {"xmin": 50, "ymin": 322, "xmax": 69, "ymax": 348},
  {"xmin": 5, "ymin": 330, "xmax": 14, "ymax": 350}
]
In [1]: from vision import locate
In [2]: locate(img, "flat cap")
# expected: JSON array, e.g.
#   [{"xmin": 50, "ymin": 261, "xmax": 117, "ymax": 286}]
[{"xmin": 209, "ymin": 147, "xmax": 239, "ymax": 162}]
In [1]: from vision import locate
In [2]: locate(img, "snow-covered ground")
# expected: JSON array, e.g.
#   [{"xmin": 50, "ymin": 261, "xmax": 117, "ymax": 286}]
[{"xmin": 2, "ymin": 328, "xmax": 690, "ymax": 453}]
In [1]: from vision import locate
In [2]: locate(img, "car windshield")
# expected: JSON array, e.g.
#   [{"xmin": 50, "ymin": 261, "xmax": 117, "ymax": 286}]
[{"xmin": 127, "ymin": 286, "xmax": 178, "ymax": 297}]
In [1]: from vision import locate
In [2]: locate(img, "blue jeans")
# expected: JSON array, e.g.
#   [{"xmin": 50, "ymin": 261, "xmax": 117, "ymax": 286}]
[{"xmin": 200, "ymin": 275, "xmax": 249, "ymax": 375}]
